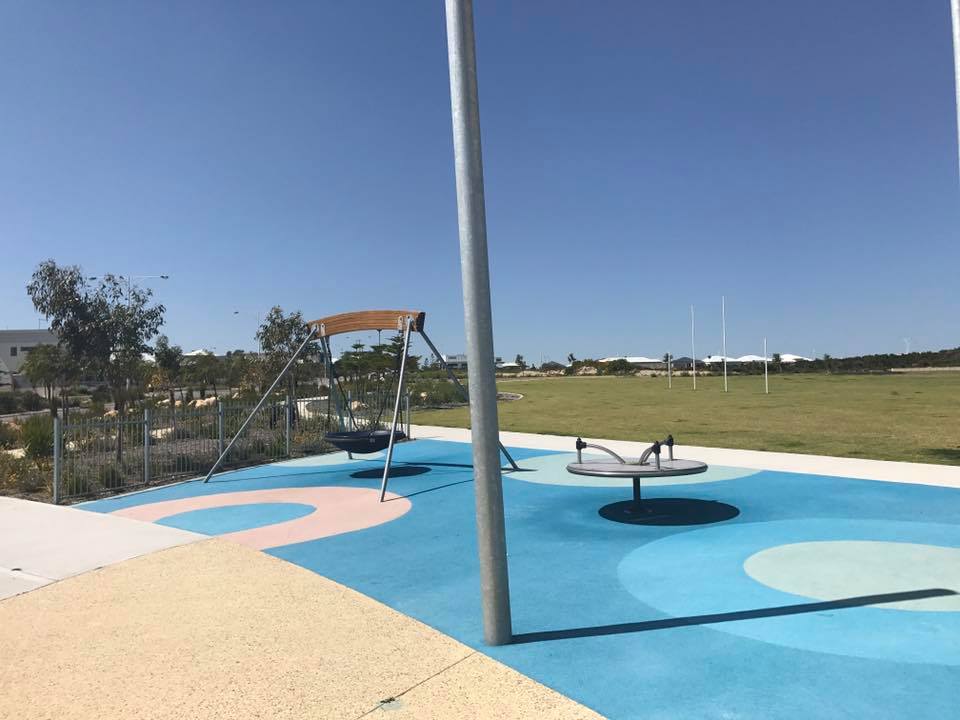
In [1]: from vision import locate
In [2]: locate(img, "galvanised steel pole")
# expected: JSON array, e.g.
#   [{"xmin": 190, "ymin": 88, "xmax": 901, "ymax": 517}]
[
  {"xmin": 721, "ymin": 295, "xmax": 728, "ymax": 392},
  {"xmin": 444, "ymin": 0, "xmax": 512, "ymax": 646},
  {"xmin": 952, "ymin": 0, "xmax": 960, "ymax": 179},
  {"xmin": 764, "ymin": 337, "xmax": 769, "ymax": 394},
  {"xmin": 691, "ymin": 305, "xmax": 697, "ymax": 390}
]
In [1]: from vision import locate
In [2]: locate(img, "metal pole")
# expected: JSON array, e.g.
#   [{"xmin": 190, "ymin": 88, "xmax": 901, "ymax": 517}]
[
  {"xmin": 667, "ymin": 353, "xmax": 672, "ymax": 389},
  {"xmin": 217, "ymin": 401, "xmax": 225, "ymax": 456},
  {"xmin": 721, "ymin": 296, "xmax": 728, "ymax": 392},
  {"xmin": 764, "ymin": 337, "xmax": 769, "ymax": 394},
  {"xmin": 53, "ymin": 416, "xmax": 62, "ymax": 504},
  {"xmin": 445, "ymin": 0, "xmax": 512, "ymax": 646},
  {"xmin": 405, "ymin": 390, "xmax": 411, "ymax": 438},
  {"xmin": 420, "ymin": 329, "xmax": 519, "ymax": 470},
  {"xmin": 203, "ymin": 327, "xmax": 317, "ymax": 482},
  {"xmin": 143, "ymin": 407, "xmax": 151, "ymax": 486},
  {"xmin": 691, "ymin": 305, "xmax": 696, "ymax": 390},
  {"xmin": 951, "ymin": 0, "xmax": 960, "ymax": 180},
  {"xmin": 378, "ymin": 318, "xmax": 413, "ymax": 502},
  {"xmin": 284, "ymin": 394, "xmax": 292, "ymax": 457}
]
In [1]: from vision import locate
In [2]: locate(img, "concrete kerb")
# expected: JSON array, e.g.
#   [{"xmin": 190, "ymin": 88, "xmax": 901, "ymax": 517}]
[{"xmin": 410, "ymin": 424, "xmax": 960, "ymax": 489}]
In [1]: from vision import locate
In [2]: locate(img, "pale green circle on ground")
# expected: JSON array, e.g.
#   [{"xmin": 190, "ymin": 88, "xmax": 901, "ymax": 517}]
[
  {"xmin": 744, "ymin": 541, "xmax": 960, "ymax": 612},
  {"xmin": 512, "ymin": 452, "xmax": 759, "ymax": 487}
]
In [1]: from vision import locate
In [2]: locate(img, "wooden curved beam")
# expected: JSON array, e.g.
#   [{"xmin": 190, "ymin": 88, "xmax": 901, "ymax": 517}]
[{"xmin": 306, "ymin": 310, "xmax": 426, "ymax": 338}]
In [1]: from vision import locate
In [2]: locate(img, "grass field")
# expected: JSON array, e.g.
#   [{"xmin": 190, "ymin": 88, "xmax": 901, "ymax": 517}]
[{"xmin": 413, "ymin": 372, "xmax": 960, "ymax": 465}]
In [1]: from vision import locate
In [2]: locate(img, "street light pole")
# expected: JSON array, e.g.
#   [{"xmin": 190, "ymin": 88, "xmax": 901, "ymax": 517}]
[{"xmin": 445, "ymin": 0, "xmax": 512, "ymax": 647}]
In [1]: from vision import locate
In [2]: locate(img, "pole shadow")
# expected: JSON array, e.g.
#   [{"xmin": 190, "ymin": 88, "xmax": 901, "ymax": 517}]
[{"xmin": 511, "ymin": 588, "xmax": 958, "ymax": 644}]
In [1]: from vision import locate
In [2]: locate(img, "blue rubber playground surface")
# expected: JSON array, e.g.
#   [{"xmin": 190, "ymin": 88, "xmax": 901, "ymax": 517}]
[{"xmin": 84, "ymin": 439, "xmax": 960, "ymax": 719}]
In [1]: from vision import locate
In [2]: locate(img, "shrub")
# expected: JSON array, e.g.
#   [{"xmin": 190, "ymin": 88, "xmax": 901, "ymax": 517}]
[
  {"xmin": 173, "ymin": 426, "xmax": 194, "ymax": 440},
  {"xmin": 19, "ymin": 393, "xmax": 46, "ymax": 411},
  {"xmin": 63, "ymin": 473, "xmax": 93, "ymax": 497},
  {"xmin": 173, "ymin": 454, "xmax": 204, "ymax": 472},
  {"xmin": 0, "ymin": 422, "xmax": 20, "ymax": 449},
  {"xmin": 97, "ymin": 464, "xmax": 126, "ymax": 490},
  {"xmin": 0, "ymin": 453, "xmax": 46, "ymax": 494},
  {"xmin": 0, "ymin": 391, "xmax": 51, "ymax": 415},
  {"xmin": 21, "ymin": 416, "xmax": 54, "ymax": 465}
]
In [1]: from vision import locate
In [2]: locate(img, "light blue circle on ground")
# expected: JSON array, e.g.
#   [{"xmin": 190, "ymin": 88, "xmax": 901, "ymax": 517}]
[
  {"xmin": 157, "ymin": 502, "xmax": 315, "ymax": 535},
  {"xmin": 514, "ymin": 452, "xmax": 759, "ymax": 487},
  {"xmin": 617, "ymin": 519, "xmax": 960, "ymax": 664},
  {"xmin": 745, "ymin": 541, "xmax": 960, "ymax": 612}
]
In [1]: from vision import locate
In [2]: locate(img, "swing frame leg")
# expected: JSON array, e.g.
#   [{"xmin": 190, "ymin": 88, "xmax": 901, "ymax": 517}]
[
  {"xmin": 379, "ymin": 317, "xmax": 413, "ymax": 501},
  {"xmin": 419, "ymin": 329, "xmax": 519, "ymax": 471}
]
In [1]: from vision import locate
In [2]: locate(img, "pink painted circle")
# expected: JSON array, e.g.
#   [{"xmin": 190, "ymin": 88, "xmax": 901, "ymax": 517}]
[{"xmin": 112, "ymin": 487, "xmax": 411, "ymax": 550}]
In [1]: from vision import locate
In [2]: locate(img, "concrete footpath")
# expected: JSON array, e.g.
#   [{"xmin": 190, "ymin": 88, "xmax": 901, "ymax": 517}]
[
  {"xmin": 0, "ymin": 498, "xmax": 599, "ymax": 719},
  {"xmin": 0, "ymin": 496, "xmax": 203, "ymax": 599}
]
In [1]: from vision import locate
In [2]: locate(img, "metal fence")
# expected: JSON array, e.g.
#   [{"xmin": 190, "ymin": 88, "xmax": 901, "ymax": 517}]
[{"xmin": 52, "ymin": 394, "xmax": 412, "ymax": 504}]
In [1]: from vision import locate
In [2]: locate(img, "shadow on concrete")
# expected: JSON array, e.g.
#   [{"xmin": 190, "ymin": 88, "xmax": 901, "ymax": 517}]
[
  {"xmin": 511, "ymin": 588, "xmax": 958, "ymax": 644},
  {"xmin": 599, "ymin": 498, "xmax": 740, "ymax": 526}
]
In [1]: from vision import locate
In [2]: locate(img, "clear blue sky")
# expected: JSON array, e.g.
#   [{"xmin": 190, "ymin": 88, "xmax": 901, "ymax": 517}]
[{"xmin": 2, "ymin": 1, "xmax": 958, "ymax": 362}]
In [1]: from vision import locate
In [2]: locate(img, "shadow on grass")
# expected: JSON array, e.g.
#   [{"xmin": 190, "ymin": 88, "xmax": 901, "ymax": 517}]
[
  {"xmin": 511, "ymin": 588, "xmax": 957, "ymax": 644},
  {"xmin": 922, "ymin": 448, "xmax": 960, "ymax": 465}
]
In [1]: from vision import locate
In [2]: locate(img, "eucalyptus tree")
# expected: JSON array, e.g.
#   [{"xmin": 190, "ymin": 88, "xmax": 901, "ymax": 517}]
[
  {"xmin": 20, "ymin": 344, "xmax": 62, "ymax": 418},
  {"xmin": 28, "ymin": 260, "xmax": 165, "ymax": 461}
]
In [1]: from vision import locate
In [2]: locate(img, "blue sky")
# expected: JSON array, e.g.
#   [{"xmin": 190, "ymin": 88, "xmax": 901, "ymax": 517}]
[{"xmin": 2, "ymin": 1, "xmax": 957, "ymax": 362}]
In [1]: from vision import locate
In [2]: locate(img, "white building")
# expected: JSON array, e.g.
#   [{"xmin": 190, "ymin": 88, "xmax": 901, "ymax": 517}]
[
  {"xmin": 442, "ymin": 354, "xmax": 505, "ymax": 370},
  {"xmin": 0, "ymin": 329, "xmax": 58, "ymax": 373}
]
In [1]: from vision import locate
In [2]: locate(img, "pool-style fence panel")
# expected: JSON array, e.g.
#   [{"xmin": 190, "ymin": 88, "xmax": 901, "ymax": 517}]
[{"xmin": 51, "ymin": 395, "xmax": 411, "ymax": 504}]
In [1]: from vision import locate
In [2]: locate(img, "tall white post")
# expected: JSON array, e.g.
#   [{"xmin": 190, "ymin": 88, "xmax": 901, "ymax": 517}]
[
  {"xmin": 691, "ymin": 305, "xmax": 696, "ymax": 390},
  {"xmin": 445, "ymin": 0, "xmax": 512, "ymax": 646},
  {"xmin": 764, "ymin": 337, "xmax": 769, "ymax": 395},
  {"xmin": 721, "ymin": 296, "xmax": 728, "ymax": 392},
  {"xmin": 667, "ymin": 353, "xmax": 672, "ymax": 389}
]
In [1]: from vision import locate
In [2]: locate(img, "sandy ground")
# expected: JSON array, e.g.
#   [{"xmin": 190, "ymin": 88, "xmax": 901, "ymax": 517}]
[{"xmin": 0, "ymin": 538, "xmax": 600, "ymax": 720}]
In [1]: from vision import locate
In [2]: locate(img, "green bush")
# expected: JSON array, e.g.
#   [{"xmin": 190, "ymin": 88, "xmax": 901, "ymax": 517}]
[
  {"xmin": 0, "ymin": 391, "xmax": 51, "ymax": 415},
  {"xmin": 0, "ymin": 453, "xmax": 46, "ymax": 494},
  {"xmin": 20, "ymin": 416, "xmax": 54, "ymax": 464},
  {"xmin": 173, "ymin": 454, "xmax": 204, "ymax": 472},
  {"xmin": 0, "ymin": 422, "xmax": 20, "ymax": 449},
  {"xmin": 173, "ymin": 426, "xmax": 195, "ymax": 440},
  {"xmin": 97, "ymin": 464, "xmax": 126, "ymax": 490},
  {"xmin": 63, "ymin": 473, "xmax": 93, "ymax": 497}
]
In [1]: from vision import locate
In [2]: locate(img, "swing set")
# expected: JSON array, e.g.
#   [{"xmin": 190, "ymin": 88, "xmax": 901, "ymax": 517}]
[{"xmin": 203, "ymin": 309, "xmax": 519, "ymax": 501}]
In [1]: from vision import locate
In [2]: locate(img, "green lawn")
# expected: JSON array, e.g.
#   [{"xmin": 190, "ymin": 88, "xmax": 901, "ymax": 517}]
[{"xmin": 413, "ymin": 372, "xmax": 960, "ymax": 465}]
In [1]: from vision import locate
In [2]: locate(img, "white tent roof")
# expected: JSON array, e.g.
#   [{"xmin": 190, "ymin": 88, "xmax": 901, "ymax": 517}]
[
  {"xmin": 701, "ymin": 355, "xmax": 736, "ymax": 364},
  {"xmin": 734, "ymin": 354, "xmax": 770, "ymax": 363},
  {"xmin": 780, "ymin": 353, "xmax": 813, "ymax": 363},
  {"xmin": 184, "ymin": 348, "xmax": 215, "ymax": 357}
]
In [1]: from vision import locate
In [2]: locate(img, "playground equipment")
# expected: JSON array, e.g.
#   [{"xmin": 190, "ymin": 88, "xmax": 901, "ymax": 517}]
[
  {"xmin": 567, "ymin": 435, "xmax": 707, "ymax": 518},
  {"xmin": 203, "ymin": 309, "xmax": 519, "ymax": 501}
]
